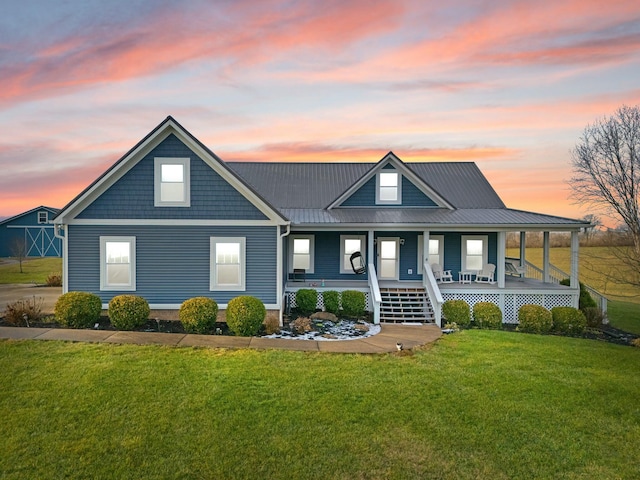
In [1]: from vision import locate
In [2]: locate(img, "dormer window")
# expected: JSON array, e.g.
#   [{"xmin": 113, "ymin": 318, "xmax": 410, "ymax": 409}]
[
  {"xmin": 376, "ymin": 170, "xmax": 401, "ymax": 204},
  {"xmin": 37, "ymin": 211, "xmax": 48, "ymax": 224},
  {"xmin": 154, "ymin": 157, "xmax": 190, "ymax": 207}
]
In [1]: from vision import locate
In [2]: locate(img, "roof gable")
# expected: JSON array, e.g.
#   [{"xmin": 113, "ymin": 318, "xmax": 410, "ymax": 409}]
[
  {"xmin": 0, "ymin": 206, "xmax": 59, "ymax": 226},
  {"xmin": 327, "ymin": 152, "xmax": 453, "ymax": 209},
  {"xmin": 55, "ymin": 117, "xmax": 287, "ymax": 224}
]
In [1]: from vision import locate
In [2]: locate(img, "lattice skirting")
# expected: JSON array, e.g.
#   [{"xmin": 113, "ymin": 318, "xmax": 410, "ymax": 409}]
[
  {"xmin": 442, "ymin": 292, "xmax": 576, "ymax": 323},
  {"xmin": 285, "ymin": 290, "xmax": 371, "ymax": 312}
]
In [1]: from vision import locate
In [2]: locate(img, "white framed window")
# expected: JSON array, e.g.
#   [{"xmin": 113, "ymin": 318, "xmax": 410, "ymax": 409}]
[
  {"xmin": 418, "ymin": 234, "xmax": 444, "ymax": 274},
  {"xmin": 340, "ymin": 235, "xmax": 366, "ymax": 274},
  {"xmin": 376, "ymin": 170, "xmax": 401, "ymax": 204},
  {"xmin": 100, "ymin": 236, "xmax": 136, "ymax": 291},
  {"xmin": 154, "ymin": 157, "xmax": 190, "ymax": 207},
  {"xmin": 37, "ymin": 211, "xmax": 48, "ymax": 224},
  {"xmin": 289, "ymin": 235, "xmax": 314, "ymax": 273},
  {"xmin": 461, "ymin": 235, "xmax": 488, "ymax": 271},
  {"xmin": 210, "ymin": 237, "xmax": 246, "ymax": 291}
]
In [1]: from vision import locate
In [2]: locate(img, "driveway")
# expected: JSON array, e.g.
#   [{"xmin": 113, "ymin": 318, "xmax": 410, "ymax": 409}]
[{"xmin": 0, "ymin": 284, "xmax": 62, "ymax": 314}]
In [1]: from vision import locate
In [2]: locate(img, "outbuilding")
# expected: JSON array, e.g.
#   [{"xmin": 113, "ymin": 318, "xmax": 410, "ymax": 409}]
[{"xmin": 0, "ymin": 206, "xmax": 62, "ymax": 257}]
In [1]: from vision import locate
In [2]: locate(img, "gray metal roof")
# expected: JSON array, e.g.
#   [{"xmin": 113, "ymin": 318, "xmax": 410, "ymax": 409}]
[
  {"xmin": 227, "ymin": 162, "xmax": 504, "ymax": 209},
  {"xmin": 278, "ymin": 208, "xmax": 587, "ymax": 229}
]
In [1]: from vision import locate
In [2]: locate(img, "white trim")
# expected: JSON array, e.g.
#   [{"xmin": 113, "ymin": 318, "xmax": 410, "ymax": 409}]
[
  {"xmin": 65, "ymin": 219, "xmax": 281, "ymax": 226},
  {"xmin": 461, "ymin": 235, "xmax": 488, "ymax": 272},
  {"xmin": 210, "ymin": 237, "xmax": 246, "ymax": 291},
  {"xmin": 340, "ymin": 234, "xmax": 366, "ymax": 274},
  {"xmin": 62, "ymin": 225, "xmax": 69, "ymax": 294},
  {"xmin": 420, "ymin": 234, "xmax": 444, "ymax": 274},
  {"xmin": 154, "ymin": 157, "xmax": 190, "ymax": 207},
  {"xmin": 100, "ymin": 236, "xmax": 136, "ymax": 291},
  {"xmin": 375, "ymin": 170, "xmax": 402, "ymax": 205},
  {"xmin": 289, "ymin": 234, "xmax": 315, "ymax": 273},
  {"xmin": 37, "ymin": 211, "xmax": 48, "ymax": 224}
]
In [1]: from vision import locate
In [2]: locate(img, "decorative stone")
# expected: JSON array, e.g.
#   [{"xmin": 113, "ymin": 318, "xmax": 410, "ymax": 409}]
[{"xmin": 310, "ymin": 311, "xmax": 338, "ymax": 322}]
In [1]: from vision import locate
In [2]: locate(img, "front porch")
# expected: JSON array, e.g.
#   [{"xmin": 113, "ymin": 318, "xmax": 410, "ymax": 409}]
[{"xmin": 284, "ymin": 274, "xmax": 578, "ymax": 325}]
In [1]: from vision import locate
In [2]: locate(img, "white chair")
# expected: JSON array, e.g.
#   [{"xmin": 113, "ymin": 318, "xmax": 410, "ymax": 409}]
[
  {"xmin": 475, "ymin": 263, "xmax": 496, "ymax": 283},
  {"xmin": 431, "ymin": 263, "xmax": 453, "ymax": 283}
]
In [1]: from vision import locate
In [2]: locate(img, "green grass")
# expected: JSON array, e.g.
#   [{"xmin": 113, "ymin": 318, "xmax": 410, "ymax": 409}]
[
  {"xmin": 607, "ymin": 301, "xmax": 640, "ymax": 335},
  {"xmin": 1, "ymin": 332, "xmax": 639, "ymax": 479},
  {"xmin": 0, "ymin": 257, "xmax": 62, "ymax": 284}
]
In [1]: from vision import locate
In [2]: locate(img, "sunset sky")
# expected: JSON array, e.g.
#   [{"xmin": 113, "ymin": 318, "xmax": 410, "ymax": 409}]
[{"xmin": 1, "ymin": 0, "xmax": 639, "ymax": 224}]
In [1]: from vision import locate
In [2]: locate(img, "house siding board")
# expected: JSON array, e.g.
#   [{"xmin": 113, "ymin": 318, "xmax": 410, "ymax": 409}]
[
  {"xmin": 401, "ymin": 177, "xmax": 438, "ymax": 207},
  {"xmin": 288, "ymin": 231, "xmax": 369, "ymax": 281},
  {"xmin": 77, "ymin": 134, "xmax": 267, "ymax": 220},
  {"xmin": 443, "ymin": 232, "xmax": 497, "ymax": 281},
  {"xmin": 341, "ymin": 177, "xmax": 376, "ymax": 206},
  {"xmin": 398, "ymin": 232, "xmax": 422, "ymax": 281},
  {"xmin": 67, "ymin": 224, "xmax": 277, "ymax": 304}
]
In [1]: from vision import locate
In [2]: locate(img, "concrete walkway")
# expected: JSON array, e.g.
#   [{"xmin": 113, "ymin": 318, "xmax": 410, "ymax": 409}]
[{"xmin": 0, "ymin": 323, "xmax": 442, "ymax": 353}]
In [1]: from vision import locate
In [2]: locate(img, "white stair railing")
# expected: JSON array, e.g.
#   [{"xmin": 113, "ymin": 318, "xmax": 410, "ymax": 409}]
[{"xmin": 423, "ymin": 261, "xmax": 444, "ymax": 327}]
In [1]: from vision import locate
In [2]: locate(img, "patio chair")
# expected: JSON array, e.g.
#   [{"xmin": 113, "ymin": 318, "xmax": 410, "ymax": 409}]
[
  {"xmin": 431, "ymin": 263, "xmax": 453, "ymax": 283},
  {"xmin": 475, "ymin": 263, "xmax": 496, "ymax": 283},
  {"xmin": 349, "ymin": 251, "xmax": 366, "ymax": 274}
]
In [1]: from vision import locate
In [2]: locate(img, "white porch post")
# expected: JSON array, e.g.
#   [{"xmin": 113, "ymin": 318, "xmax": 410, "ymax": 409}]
[
  {"xmin": 497, "ymin": 231, "xmax": 506, "ymax": 288},
  {"xmin": 519, "ymin": 231, "xmax": 526, "ymax": 268},
  {"xmin": 543, "ymin": 231, "xmax": 550, "ymax": 283},
  {"xmin": 571, "ymin": 230, "xmax": 579, "ymax": 289},
  {"xmin": 367, "ymin": 229, "xmax": 375, "ymax": 266},
  {"xmin": 423, "ymin": 230, "xmax": 430, "ymax": 266}
]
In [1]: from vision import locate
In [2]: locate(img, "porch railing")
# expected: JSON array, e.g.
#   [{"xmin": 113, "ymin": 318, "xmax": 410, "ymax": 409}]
[
  {"xmin": 506, "ymin": 256, "xmax": 608, "ymax": 314},
  {"xmin": 423, "ymin": 260, "xmax": 443, "ymax": 326},
  {"xmin": 367, "ymin": 263, "xmax": 382, "ymax": 324}
]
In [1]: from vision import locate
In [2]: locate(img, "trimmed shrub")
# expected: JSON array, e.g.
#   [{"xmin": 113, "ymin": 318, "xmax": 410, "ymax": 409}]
[
  {"xmin": 54, "ymin": 292, "xmax": 102, "ymax": 328},
  {"xmin": 341, "ymin": 290, "xmax": 365, "ymax": 318},
  {"xmin": 4, "ymin": 297, "xmax": 43, "ymax": 326},
  {"xmin": 322, "ymin": 290, "xmax": 340, "ymax": 315},
  {"xmin": 179, "ymin": 297, "xmax": 218, "ymax": 334},
  {"xmin": 560, "ymin": 279, "xmax": 597, "ymax": 310},
  {"xmin": 108, "ymin": 295, "xmax": 150, "ymax": 330},
  {"xmin": 517, "ymin": 304, "xmax": 552, "ymax": 334},
  {"xmin": 473, "ymin": 302, "xmax": 502, "ymax": 329},
  {"xmin": 551, "ymin": 306, "xmax": 587, "ymax": 335},
  {"xmin": 226, "ymin": 296, "xmax": 266, "ymax": 336},
  {"xmin": 295, "ymin": 289, "xmax": 317, "ymax": 316},
  {"xmin": 442, "ymin": 299, "xmax": 471, "ymax": 327}
]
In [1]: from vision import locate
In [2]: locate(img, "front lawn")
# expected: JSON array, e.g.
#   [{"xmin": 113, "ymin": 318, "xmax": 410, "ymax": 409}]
[
  {"xmin": 0, "ymin": 257, "xmax": 62, "ymax": 284},
  {"xmin": 1, "ymin": 331, "xmax": 638, "ymax": 479}
]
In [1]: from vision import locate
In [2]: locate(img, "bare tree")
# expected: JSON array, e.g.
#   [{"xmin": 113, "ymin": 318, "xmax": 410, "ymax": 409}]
[
  {"xmin": 580, "ymin": 214, "xmax": 602, "ymax": 243},
  {"xmin": 9, "ymin": 237, "xmax": 27, "ymax": 274},
  {"xmin": 570, "ymin": 105, "xmax": 640, "ymax": 291}
]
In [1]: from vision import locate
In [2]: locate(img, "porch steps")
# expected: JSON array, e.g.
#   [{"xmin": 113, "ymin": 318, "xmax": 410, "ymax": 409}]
[{"xmin": 379, "ymin": 287, "xmax": 434, "ymax": 323}]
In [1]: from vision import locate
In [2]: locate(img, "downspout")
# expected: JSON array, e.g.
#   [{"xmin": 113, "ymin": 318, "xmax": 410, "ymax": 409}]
[
  {"xmin": 54, "ymin": 223, "xmax": 68, "ymax": 293},
  {"xmin": 278, "ymin": 223, "xmax": 291, "ymax": 326}
]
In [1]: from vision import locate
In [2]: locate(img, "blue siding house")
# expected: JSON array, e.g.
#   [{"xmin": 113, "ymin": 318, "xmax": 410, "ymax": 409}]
[
  {"xmin": 0, "ymin": 206, "xmax": 61, "ymax": 257},
  {"xmin": 54, "ymin": 117, "xmax": 589, "ymax": 325}
]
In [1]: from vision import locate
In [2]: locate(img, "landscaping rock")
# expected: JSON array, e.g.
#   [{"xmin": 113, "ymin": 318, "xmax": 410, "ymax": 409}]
[{"xmin": 311, "ymin": 311, "xmax": 338, "ymax": 322}]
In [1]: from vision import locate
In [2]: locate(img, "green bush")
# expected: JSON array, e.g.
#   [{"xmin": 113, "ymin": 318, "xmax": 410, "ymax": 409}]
[
  {"xmin": 442, "ymin": 299, "xmax": 471, "ymax": 327},
  {"xmin": 473, "ymin": 302, "xmax": 502, "ymax": 329},
  {"xmin": 341, "ymin": 290, "xmax": 365, "ymax": 318},
  {"xmin": 517, "ymin": 304, "xmax": 552, "ymax": 334},
  {"xmin": 551, "ymin": 306, "xmax": 587, "ymax": 335},
  {"xmin": 560, "ymin": 279, "xmax": 597, "ymax": 310},
  {"xmin": 54, "ymin": 292, "xmax": 102, "ymax": 328},
  {"xmin": 108, "ymin": 295, "xmax": 150, "ymax": 330},
  {"xmin": 322, "ymin": 290, "xmax": 340, "ymax": 315},
  {"xmin": 226, "ymin": 296, "xmax": 266, "ymax": 336},
  {"xmin": 295, "ymin": 289, "xmax": 318, "ymax": 316},
  {"xmin": 179, "ymin": 297, "xmax": 218, "ymax": 334}
]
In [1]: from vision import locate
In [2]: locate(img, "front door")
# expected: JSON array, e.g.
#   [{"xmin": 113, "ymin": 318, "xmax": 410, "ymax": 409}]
[{"xmin": 377, "ymin": 237, "xmax": 399, "ymax": 280}]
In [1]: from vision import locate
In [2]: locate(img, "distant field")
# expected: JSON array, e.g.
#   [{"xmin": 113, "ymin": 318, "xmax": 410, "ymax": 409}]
[
  {"xmin": 507, "ymin": 247, "xmax": 640, "ymax": 303},
  {"xmin": 0, "ymin": 258, "xmax": 62, "ymax": 285}
]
